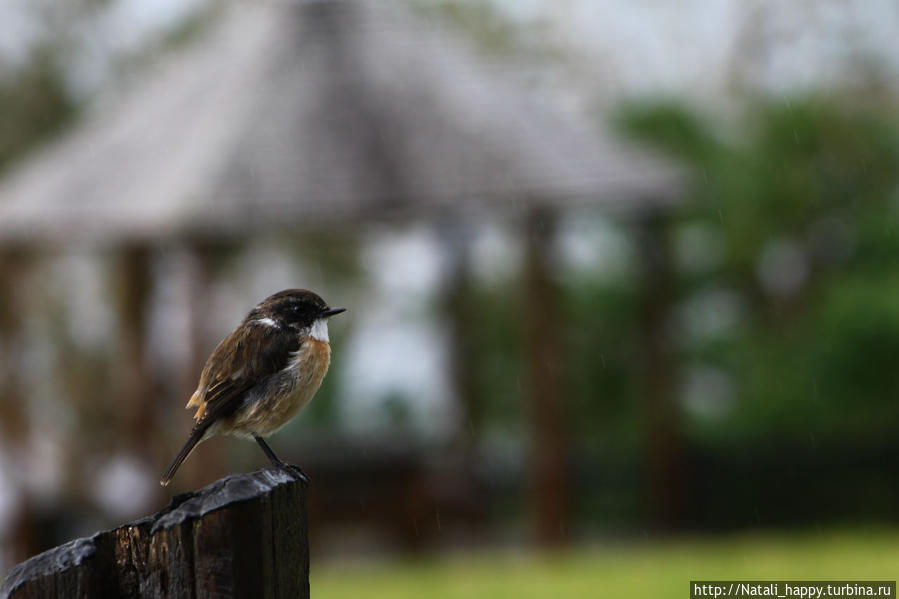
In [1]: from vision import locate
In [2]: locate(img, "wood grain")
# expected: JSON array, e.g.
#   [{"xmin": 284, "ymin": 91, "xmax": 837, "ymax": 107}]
[{"xmin": 1, "ymin": 467, "xmax": 309, "ymax": 599}]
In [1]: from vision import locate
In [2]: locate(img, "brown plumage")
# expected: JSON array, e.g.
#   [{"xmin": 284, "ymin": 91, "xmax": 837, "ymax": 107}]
[{"xmin": 160, "ymin": 289, "xmax": 345, "ymax": 486}]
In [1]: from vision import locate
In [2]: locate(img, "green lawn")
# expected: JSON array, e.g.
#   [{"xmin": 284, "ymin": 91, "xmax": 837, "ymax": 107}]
[{"xmin": 313, "ymin": 530, "xmax": 899, "ymax": 598}]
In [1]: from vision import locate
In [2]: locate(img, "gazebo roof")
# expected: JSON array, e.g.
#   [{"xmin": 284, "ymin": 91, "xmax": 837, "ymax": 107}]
[{"xmin": 0, "ymin": 0, "xmax": 681, "ymax": 247}]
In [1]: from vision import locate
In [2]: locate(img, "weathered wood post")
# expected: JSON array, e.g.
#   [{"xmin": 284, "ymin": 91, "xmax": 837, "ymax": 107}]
[
  {"xmin": 1, "ymin": 468, "xmax": 309, "ymax": 599},
  {"xmin": 634, "ymin": 210, "xmax": 683, "ymax": 530},
  {"xmin": 523, "ymin": 205, "xmax": 569, "ymax": 547}
]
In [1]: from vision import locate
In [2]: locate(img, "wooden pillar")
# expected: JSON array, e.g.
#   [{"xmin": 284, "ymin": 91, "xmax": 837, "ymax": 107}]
[
  {"xmin": 115, "ymin": 244, "xmax": 154, "ymax": 452},
  {"xmin": 439, "ymin": 220, "xmax": 482, "ymax": 453},
  {"xmin": 634, "ymin": 211, "xmax": 683, "ymax": 530},
  {"xmin": 523, "ymin": 206, "xmax": 569, "ymax": 546},
  {"xmin": 0, "ymin": 249, "xmax": 31, "ymax": 444},
  {"xmin": 0, "ymin": 248, "xmax": 37, "ymax": 565},
  {"xmin": 179, "ymin": 242, "xmax": 223, "ymax": 487}
]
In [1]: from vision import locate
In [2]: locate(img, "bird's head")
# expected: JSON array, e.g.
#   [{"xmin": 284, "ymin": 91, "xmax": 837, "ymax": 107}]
[{"xmin": 250, "ymin": 289, "xmax": 345, "ymax": 340}]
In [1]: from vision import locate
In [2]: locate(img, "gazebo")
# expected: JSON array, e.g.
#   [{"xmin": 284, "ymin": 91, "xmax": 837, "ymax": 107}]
[{"xmin": 0, "ymin": 0, "xmax": 682, "ymax": 549}]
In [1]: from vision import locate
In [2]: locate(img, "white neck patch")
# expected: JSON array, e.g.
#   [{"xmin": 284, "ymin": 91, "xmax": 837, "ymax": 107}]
[{"xmin": 310, "ymin": 318, "xmax": 329, "ymax": 342}]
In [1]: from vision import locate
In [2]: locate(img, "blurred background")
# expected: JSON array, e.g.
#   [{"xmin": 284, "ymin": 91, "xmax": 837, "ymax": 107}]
[{"xmin": 1, "ymin": 0, "xmax": 899, "ymax": 595}]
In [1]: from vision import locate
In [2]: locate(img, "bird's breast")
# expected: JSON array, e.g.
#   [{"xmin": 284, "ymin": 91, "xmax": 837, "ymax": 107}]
[
  {"xmin": 283, "ymin": 338, "xmax": 332, "ymax": 399},
  {"xmin": 231, "ymin": 339, "xmax": 331, "ymax": 436}
]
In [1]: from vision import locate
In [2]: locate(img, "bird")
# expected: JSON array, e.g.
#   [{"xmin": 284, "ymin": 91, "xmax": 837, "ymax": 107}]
[{"xmin": 160, "ymin": 288, "xmax": 345, "ymax": 486}]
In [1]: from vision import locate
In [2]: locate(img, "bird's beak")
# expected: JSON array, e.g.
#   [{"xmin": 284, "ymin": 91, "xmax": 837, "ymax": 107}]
[{"xmin": 321, "ymin": 307, "xmax": 346, "ymax": 318}]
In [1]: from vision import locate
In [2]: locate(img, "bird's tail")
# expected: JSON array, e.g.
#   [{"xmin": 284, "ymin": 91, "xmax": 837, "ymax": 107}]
[{"xmin": 160, "ymin": 426, "xmax": 209, "ymax": 486}]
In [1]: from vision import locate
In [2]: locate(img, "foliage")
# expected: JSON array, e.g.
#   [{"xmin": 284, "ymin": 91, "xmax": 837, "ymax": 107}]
[
  {"xmin": 616, "ymin": 95, "xmax": 899, "ymax": 444},
  {"xmin": 0, "ymin": 48, "xmax": 75, "ymax": 173}
]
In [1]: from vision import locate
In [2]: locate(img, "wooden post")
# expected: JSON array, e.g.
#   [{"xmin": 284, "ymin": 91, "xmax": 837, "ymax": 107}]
[
  {"xmin": 523, "ymin": 206, "xmax": 569, "ymax": 546},
  {"xmin": 0, "ymin": 249, "xmax": 37, "ymax": 566},
  {"xmin": 438, "ymin": 220, "xmax": 482, "ymax": 453},
  {"xmin": 1, "ymin": 468, "xmax": 309, "ymax": 599},
  {"xmin": 115, "ymin": 244, "xmax": 155, "ymax": 452},
  {"xmin": 634, "ymin": 211, "xmax": 683, "ymax": 530},
  {"xmin": 178, "ymin": 242, "xmax": 225, "ymax": 488},
  {"xmin": 0, "ymin": 249, "xmax": 31, "ymax": 444}
]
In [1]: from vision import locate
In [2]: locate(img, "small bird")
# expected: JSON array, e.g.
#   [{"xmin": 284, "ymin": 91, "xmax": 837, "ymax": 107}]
[{"xmin": 160, "ymin": 289, "xmax": 345, "ymax": 486}]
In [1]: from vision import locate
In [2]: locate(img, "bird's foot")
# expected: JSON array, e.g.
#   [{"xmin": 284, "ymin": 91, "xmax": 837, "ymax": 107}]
[
  {"xmin": 254, "ymin": 435, "xmax": 309, "ymax": 484},
  {"xmin": 272, "ymin": 460, "xmax": 310, "ymax": 484}
]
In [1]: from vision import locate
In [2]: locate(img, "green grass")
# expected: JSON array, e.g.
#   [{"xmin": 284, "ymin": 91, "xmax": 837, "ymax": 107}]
[{"xmin": 313, "ymin": 530, "xmax": 899, "ymax": 598}]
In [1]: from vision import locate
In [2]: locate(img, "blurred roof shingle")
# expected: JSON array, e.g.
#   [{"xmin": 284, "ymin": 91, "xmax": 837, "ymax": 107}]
[{"xmin": 0, "ymin": 0, "xmax": 682, "ymax": 247}]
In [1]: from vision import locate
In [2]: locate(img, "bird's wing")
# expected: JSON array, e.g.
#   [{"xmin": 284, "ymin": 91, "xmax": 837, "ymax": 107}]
[{"xmin": 189, "ymin": 324, "xmax": 301, "ymax": 429}]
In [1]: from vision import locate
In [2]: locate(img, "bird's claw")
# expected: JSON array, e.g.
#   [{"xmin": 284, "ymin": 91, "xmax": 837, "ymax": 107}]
[{"xmin": 273, "ymin": 460, "xmax": 310, "ymax": 484}]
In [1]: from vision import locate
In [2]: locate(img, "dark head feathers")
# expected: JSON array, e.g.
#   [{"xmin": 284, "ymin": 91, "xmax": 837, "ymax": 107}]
[{"xmin": 247, "ymin": 289, "xmax": 342, "ymax": 329}]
